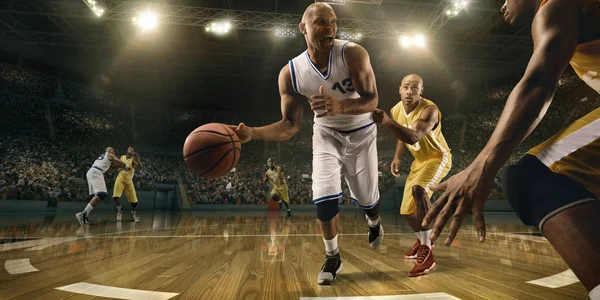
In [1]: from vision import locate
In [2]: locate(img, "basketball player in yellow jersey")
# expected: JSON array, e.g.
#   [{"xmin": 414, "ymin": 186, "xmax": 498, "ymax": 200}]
[
  {"xmin": 112, "ymin": 146, "xmax": 143, "ymax": 223},
  {"xmin": 422, "ymin": 0, "xmax": 600, "ymax": 297},
  {"xmin": 373, "ymin": 74, "xmax": 451, "ymax": 277},
  {"xmin": 264, "ymin": 158, "xmax": 292, "ymax": 218}
]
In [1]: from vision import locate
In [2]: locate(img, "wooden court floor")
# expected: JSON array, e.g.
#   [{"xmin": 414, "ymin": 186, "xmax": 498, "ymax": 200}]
[{"xmin": 0, "ymin": 209, "xmax": 589, "ymax": 300}]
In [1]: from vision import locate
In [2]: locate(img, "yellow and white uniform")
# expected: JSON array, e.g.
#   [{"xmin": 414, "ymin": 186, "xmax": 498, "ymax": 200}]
[
  {"xmin": 112, "ymin": 155, "xmax": 138, "ymax": 203},
  {"xmin": 391, "ymin": 98, "xmax": 452, "ymax": 215},
  {"xmin": 526, "ymin": 0, "xmax": 600, "ymax": 198},
  {"xmin": 265, "ymin": 166, "xmax": 289, "ymax": 202}
]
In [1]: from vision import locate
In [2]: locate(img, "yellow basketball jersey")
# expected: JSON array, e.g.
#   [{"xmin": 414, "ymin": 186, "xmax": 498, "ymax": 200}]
[
  {"xmin": 390, "ymin": 98, "xmax": 451, "ymax": 162},
  {"xmin": 265, "ymin": 166, "xmax": 286, "ymax": 188},
  {"xmin": 116, "ymin": 155, "xmax": 135, "ymax": 181},
  {"xmin": 528, "ymin": 0, "xmax": 600, "ymax": 198}
]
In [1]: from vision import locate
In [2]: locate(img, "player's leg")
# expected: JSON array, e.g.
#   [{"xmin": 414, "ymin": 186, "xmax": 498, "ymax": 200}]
[
  {"xmin": 77, "ymin": 170, "xmax": 107, "ymax": 226},
  {"xmin": 278, "ymin": 187, "xmax": 292, "ymax": 217},
  {"xmin": 503, "ymin": 155, "xmax": 600, "ymax": 295},
  {"xmin": 343, "ymin": 123, "xmax": 383, "ymax": 249},
  {"xmin": 407, "ymin": 156, "xmax": 450, "ymax": 277},
  {"xmin": 125, "ymin": 182, "xmax": 139, "ymax": 223},
  {"xmin": 400, "ymin": 167, "xmax": 422, "ymax": 258},
  {"xmin": 312, "ymin": 124, "xmax": 344, "ymax": 285},
  {"xmin": 113, "ymin": 180, "xmax": 124, "ymax": 221}
]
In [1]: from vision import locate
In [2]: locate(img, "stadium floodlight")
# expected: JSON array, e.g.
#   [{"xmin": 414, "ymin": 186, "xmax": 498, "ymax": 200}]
[
  {"xmin": 446, "ymin": 0, "xmax": 467, "ymax": 18},
  {"xmin": 82, "ymin": 0, "xmax": 106, "ymax": 17},
  {"xmin": 339, "ymin": 31, "xmax": 362, "ymax": 41},
  {"xmin": 399, "ymin": 34, "xmax": 426, "ymax": 48},
  {"xmin": 206, "ymin": 21, "xmax": 232, "ymax": 35},
  {"xmin": 275, "ymin": 28, "xmax": 296, "ymax": 38},
  {"xmin": 132, "ymin": 11, "xmax": 159, "ymax": 30},
  {"xmin": 315, "ymin": 0, "xmax": 346, "ymax": 5}
]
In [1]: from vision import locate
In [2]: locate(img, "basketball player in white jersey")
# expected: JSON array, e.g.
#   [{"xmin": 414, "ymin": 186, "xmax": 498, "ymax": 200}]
[
  {"xmin": 76, "ymin": 147, "xmax": 125, "ymax": 226},
  {"xmin": 229, "ymin": 2, "xmax": 383, "ymax": 285}
]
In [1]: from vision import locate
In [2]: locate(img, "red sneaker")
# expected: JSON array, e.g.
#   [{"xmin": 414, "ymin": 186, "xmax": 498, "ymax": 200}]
[
  {"xmin": 404, "ymin": 238, "xmax": 421, "ymax": 259},
  {"xmin": 408, "ymin": 245, "xmax": 436, "ymax": 277}
]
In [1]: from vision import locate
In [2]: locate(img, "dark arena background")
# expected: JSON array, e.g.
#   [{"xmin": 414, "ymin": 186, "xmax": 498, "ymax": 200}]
[{"xmin": 0, "ymin": 0, "xmax": 598, "ymax": 299}]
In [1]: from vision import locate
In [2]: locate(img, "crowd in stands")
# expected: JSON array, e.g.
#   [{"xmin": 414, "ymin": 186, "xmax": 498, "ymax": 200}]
[{"xmin": 1, "ymin": 63, "xmax": 598, "ymax": 205}]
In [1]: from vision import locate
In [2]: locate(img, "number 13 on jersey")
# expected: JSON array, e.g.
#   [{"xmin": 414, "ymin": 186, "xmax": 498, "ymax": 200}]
[{"xmin": 332, "ymin": 78, "xmax": 355, "ymax": 94}]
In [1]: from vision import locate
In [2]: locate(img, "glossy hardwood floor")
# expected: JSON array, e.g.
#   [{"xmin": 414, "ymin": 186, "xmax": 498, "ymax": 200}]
[{"xmin": 0, "ymin": 209, "xmax": 589, "ymax": 299}]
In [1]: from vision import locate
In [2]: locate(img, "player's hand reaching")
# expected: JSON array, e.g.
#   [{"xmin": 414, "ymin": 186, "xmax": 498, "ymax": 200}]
[
  {"xmin": 422, "ymin": 157, "xmax": 494, "ymax": 246},
  {"xmin": 372, "ymin": 109, "xmax": 391, "ymax": 125},
  {"xmin": 229, "ymin": 123, "xmax": 253, "ymax": 143},
  {"xmin": 390, "ymin": 158, "xmax": 401, "ymax": 177},
  {"xmin": 311, "ymin": 85, "xmax": 343, "ymax": 118}
]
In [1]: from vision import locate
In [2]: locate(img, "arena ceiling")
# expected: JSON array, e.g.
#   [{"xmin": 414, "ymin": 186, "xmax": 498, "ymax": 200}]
[{"xmin": 0, "ymin": 0, "xmax": 532, "ymax": 112}]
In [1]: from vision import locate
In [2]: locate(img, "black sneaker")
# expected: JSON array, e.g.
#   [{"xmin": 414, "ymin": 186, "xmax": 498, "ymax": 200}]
[
  {"xmin": 83, "ymin": 212, "xmax": 90, "ymax": 225},
  {"xmin": 368, "ymin": 223, "xmax": 384, "ymax": 249},
  {"xmin": 317, "ymin": 253, "xmax": 343, "ymax": 285},
  {"xmin": 287, "ymin": 210, "xmax": 292, "ymax": 218}
]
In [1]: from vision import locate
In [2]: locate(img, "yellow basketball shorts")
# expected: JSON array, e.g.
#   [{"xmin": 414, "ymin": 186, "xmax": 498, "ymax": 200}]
[
  {"xmin": 113, "ymin": 179, "xmax": 138, "ymax": 203},
  {"xmin": 401, "ymin": 154, "xmax": 451, "ymax": 215},
  {"xmin": 271, "ymin": 186, "xmax": 290, "ymax": 202}
]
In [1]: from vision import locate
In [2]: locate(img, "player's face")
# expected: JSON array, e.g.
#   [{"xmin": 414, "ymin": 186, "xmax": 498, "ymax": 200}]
[
  {"xmin": 501, "ymin": 0, "xmax": 537, "ymax": 27},
  {"xmin": 302, "ymin": 7, "xmax": 337, "ymax": 51},
  {"xmin": 267, "ymin": 159, "xmax": 273, "ymax": 168},
  {"xmin": 399, "ymin": 78, "xmax": 423, "ymax": 107},
  {"xmin": 127, "ymin": 147, "xmax": 134, "ymax": 155}
]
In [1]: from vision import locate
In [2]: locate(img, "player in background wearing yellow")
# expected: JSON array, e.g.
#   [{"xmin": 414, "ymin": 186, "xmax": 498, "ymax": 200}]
[
  {"xmin": 112, "ymin": 146, "xmax": 143, "ymax": 223},
  {"xmin": 264, "ymin": 158, "xmax": 292, "ymax": 218},
  {"xmin": 373, "ymin": 74, "xmax": 451, "ymax": 277},
  {"xmin": 422, "ymin": 1, "xmax": 600, "ymax": 298}
]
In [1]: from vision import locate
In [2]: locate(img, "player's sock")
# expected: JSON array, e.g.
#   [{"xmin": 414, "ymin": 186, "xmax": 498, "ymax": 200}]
[
  {"xmin": 116, "ymin": 205, "xmax": 122, "ymax": 212},
  {"xmin": 131, "ymin": 210, "xmax": 136, "ymax": 217},
  {"xmin": 590, "ymin": 284, "xmax": 600, "ymax": 300},
  {"xmin": 323, "ymin": 235, "xmax": 339, "ymax": 256},
  {"xmin": 287, "ymin": 208, "xmax": 291, "ymax": 212},
  {"xmin": 420, "ymin": 230, "xmax": 432, "ymax": 247},
  {"xmin": 367, "ymin": 216, "xmax": 380, "ymax": 228},
  {"xmin": 84, "ymin": 204, "xmax": 93, "ymax": 215}
]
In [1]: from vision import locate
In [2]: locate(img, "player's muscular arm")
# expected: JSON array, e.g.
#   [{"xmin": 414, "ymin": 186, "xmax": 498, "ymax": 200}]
[
  {"xmin": 133, "ymin": 153, "xmax": 143, "ymax": 169},
  {"xmin": 384, "ymin": 106, "xmax": 438, "ymax": 145},
  {"xmin": 391, "ymin": 139, "xmax": 406, "ymax": 176},
  {"xmin": 340, "ymin": 43, "xmax": 378, "ymax": 114},
  {"xmin": 477, "ymin": 0, "xmax": 579, "ymax": 172},
  {"xmin": 234, "ymin": 65, "xmax": 304, "ymax": 142},
  {"xmin": 109, "ymin": 154, "xmax": 126, "ymax": 168}
]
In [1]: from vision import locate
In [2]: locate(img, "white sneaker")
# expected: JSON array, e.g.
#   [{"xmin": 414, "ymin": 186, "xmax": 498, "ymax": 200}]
[
  {"xmin": 75, "ymin": 212, "xmax": 85, "ymax": 227},
  {"xmin": 117, "ymin": 210, "xmax": 122, "ymax": 221},
  {"xmin": 130, "ymin": 214, "xmax": 139, "ymax": 223}
]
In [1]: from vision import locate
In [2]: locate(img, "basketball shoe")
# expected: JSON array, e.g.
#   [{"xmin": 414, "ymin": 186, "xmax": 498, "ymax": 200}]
[
  {"xmin": 317, "ymin": 253, "xmax": 343, "ymax": 285},
  {"xmin": 368, "ymin": 223, "xmax": 384, "ymax": 249},
  {"xmin": 408, "ymin": 245, "xmax": 436, "ymax": 277}
]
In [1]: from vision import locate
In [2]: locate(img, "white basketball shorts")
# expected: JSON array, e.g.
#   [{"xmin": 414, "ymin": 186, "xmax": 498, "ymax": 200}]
[
  {"xmin": 312, "ymin": 122, "xmax": 380, "ymax": 209},
  {"xmin": 86, "ymin": 167, "xmax": 107, "ymax": 196}
]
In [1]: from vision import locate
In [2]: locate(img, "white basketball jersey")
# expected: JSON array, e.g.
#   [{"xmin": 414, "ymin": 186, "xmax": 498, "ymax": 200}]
[
  {"xmin": 91, "ymin": 152, "xmax": 111, "ymax": 173},
  {"xmin": 289, "ymin": 39, "xmax": 373, "ymax": 131}
]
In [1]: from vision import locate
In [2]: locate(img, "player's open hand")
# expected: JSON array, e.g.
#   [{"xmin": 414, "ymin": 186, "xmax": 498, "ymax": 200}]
[
  {"xmin": 311, "ymin": 85, "xmax": 343, "ymax": 118},
  {"xmin": 422, "ymin": 158, "xmax": 494, "ymax": 246},
  {"xmin": 390, "ymin": 158, "xmax": 401, "ymax": 177},
  {"xmin": 372, "ymin": 109, "xmax": 390, "ymax": 125},
  {"xmin": 228, "ymin": 123, "xmax": 253, "ymax": 144}
]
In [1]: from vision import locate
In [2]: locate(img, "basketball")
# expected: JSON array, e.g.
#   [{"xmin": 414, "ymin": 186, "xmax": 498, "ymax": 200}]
[{"xmin": 183, "ymin": 123, "xmax": 241, "ymax": 178}]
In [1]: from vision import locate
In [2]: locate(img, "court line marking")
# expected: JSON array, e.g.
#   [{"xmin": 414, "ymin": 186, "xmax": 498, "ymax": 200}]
[
  {"xmin": 55, "ymin": 282, "xmax": 179, "ymax": 300},
  {"xmin": 300, "ymin": 293, "xmax": 461, "ymax": 299},
  {"xmin": 4, "ymin": 258, "xmax": 39, "ymax": 274},
  {"xmin": 527, "ymin": 269, "xmax": 580, "ymax": 288}
]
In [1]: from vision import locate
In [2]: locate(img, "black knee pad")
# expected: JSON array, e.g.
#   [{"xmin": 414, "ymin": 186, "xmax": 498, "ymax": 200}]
[
  {"xmin": 503, "ymin": 155, "xmax": 597, "ymax": 229},
  {"xmin": 97, "ymin": 192, "xmax": 108, "ymax": 201},
  {"xmin": 364, "ymin": 201, "xmax": 380, "ymax": 218},
  {"xmin": 316, "ymin": 199, "xmax": 339, "ymax": 221}
]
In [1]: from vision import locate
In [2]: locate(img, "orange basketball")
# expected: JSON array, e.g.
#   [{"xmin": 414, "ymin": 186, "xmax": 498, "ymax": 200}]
[{"xmin": 183, "ymin": 123, "xmax": 241, "ymax": 178}]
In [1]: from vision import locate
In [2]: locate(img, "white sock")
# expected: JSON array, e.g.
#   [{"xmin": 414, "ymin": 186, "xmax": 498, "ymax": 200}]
[
  {"xmin": 420, "ymin": 230, "xmax": 432, "ymax": 247},
  {"xmin": 590, "ymin": 285, "xmax": 600, "ymax": 300},
  {"xmin": 83, "ymin": 204, "xmax": 93, "ymax": 214},
  {"xmin": 367, "ymin": 216, "xmax": 380, "ymax": 228},
  {"xmin": 323, "ymin": 235, "xmax": 339, "ymax": 256},
  {"xmin": 278, "ymin": 200, "xmax": 282, "ymax": 203},
  {"xmin": 116, "ymin": 205, "xmax": 122, "ymax": 212},
  {"xmin": 131, "ymin": 210, "xmax": 136, "ymax": 217},
  {"xmin": 287, "ymin": 208, "xmax": 290, "ymax": 212}
]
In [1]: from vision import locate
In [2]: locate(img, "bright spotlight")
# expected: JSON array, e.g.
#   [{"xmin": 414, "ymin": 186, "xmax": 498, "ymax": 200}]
[
  {"xmin": 206, "ymin": 21, "xmax": 232, "ymax": 35},
  {"xmin": 339, "ymin": 31, "xmax": 362, "ymax": 41},
  {"xmin": 132, "ymin": 11, "xmax": 159, "ymax": 30},
  {"xmin": 399, "ymin": 34, "xmax": 426, "ymax": 49},
  {"xmin": 275, "ymin": 28, "xmax": 296, "ymax": 38},
  {"xmin": 83, "ymin": 0, "xmax": 106, "ymax": 17}
]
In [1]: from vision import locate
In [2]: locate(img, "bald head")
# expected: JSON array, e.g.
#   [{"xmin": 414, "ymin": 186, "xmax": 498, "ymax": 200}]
[
  {"xmin": 302, "ymin": 2, "xmax": 334, "ymax": 23},
  {"xmin": 105, "ymin": 147, "xmax": 115, "ymax": 155},
  {"xmin": 401, "ymin": 74, "xmax": 423, "ymax": 86},
  {"xmin": 399, "ymin": 74, "xmax": 424, "ymax": 107}
]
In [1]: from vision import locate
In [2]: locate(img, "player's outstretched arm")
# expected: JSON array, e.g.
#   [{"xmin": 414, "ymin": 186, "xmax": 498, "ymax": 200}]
[
  {"xmin": 421, "ymin": 0, "xmax": 579, "ymax": 246},
  {"xmin": 133, "ymin": 152, "xmax": 143, "ymax": 169},
  {"xmin": 373, "ymin": 106, "xmax": 438, "ymax": 145},
  {"xmin": 229, "ymin": 64, "xmax": 304, "ymax": 143},
  {"xmin": 109, "ymin": 154, "xmax": 126, "ymax": 169}
]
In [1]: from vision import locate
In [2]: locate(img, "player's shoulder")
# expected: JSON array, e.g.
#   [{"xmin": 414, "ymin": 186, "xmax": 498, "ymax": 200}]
[{"xmin": 342, "ymin": 42, "xmax": 369, "ymax": 60}]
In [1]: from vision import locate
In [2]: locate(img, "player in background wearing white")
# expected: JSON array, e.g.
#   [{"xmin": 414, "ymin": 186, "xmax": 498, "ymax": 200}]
[
  {"xmin": 76, "ymin": 147, "xmax": 125, "ymax": 226},
  {"xmin": 229, "ymin": 2, "xmax": 383, "ymax": 285}
]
